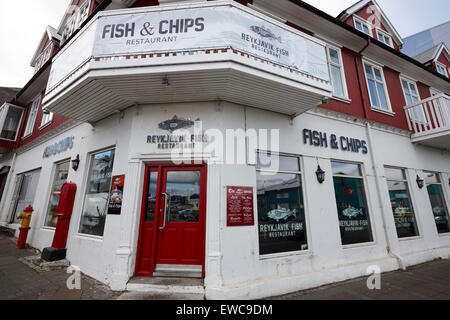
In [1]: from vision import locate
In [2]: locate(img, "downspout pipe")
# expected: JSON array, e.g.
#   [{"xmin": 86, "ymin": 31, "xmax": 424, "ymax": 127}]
[
  {"xmin": 366, "ymin": 122, "xmax": 406, "ymax": 270},
  {"xmin": 355, "ymin": 39, "xmax": 371, "ymax": 119}
]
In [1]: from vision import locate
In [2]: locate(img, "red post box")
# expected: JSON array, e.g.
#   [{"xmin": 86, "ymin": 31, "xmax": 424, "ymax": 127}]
[{"xmin": 42, "ymin": 182, "xmax": 77, "ymax": 261}]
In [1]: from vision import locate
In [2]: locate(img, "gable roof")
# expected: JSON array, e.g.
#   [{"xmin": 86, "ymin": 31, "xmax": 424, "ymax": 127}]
[
  {"xmin": 414, "ymin": 42, "xmax": 450, "ymax": 65},
  {"xmin": 337, "ymin": 0, "xmax": 403, "ymax": 46},
  {"xmin": 30, "ymin": 26, "xmax": 61, "ymax": 67}
]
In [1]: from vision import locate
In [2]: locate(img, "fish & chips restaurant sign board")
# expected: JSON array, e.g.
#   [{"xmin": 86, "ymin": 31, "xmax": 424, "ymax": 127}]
[{"xmin": 94, "ymin": 5, "xmax": 329, "ymax": 81}]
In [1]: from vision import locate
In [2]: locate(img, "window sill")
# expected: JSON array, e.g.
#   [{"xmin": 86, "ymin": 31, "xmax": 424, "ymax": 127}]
[
  {"xmin": 75, "ymin": 233, "xmax": 104, "ymax": 242},
  {"xmin": 259, "ymin": 249, "xmax": 312, "ymax": 261},
  {"xmin": 370, "ymin": 107, "xmax": 395, "ymax": 117},
  {"xmin": 438, "ymin": 232, "xmax": 450, "ymax": 237},
  {"xmin": 22, "ymin": 133, "xmax": 32, "ymax": 140},
  {"xmin": 398, "ymin": 235, "xmax": 422, "ymax": 242},
  {"xmin": 331, "ymin": 96, "xmax": 352, "ymax": 104},
  {"xmin": 342, "ymin": 241, "xmax": 376, "ymax": 250},
  {"xmin": 40, "ymin": 227, "xmax": 56, "ymax": 232},
  {"xmin": 39, "ymin": 121, "xmax": 52, "ymax": 131}
]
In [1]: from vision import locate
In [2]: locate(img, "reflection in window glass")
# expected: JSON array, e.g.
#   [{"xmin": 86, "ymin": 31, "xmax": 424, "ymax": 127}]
[
  {"xmin": 165, "ymin": 171, "xmax": 201, "ymax": 223},
  {"xmin": 385, "ymin": 167, "xmax": 419, "ymax": 238},
  {"xmin": 332, "ymin": 162, "xmax": 373, "ymax": 245},
  {"xmin": 425, "ymin": 172, "xmax": 450, "ymax": 234},
  {"xmin": 257, "ymin": 153, "xmax": 307, "ymax": 255},
  {"xmin": 145, "ymin": 171, "xmax": 158, "ymax": 222},
  {"xmin": 79, "ymin": 149, "xmax": 115, "ymax": 236},
  {"xmin": 256, "ymin": 153, "xmax": 299, "ymax": 172},
  {"xmin": 44, "ymin": 161, "xmax": 70, "ymax": 227}
]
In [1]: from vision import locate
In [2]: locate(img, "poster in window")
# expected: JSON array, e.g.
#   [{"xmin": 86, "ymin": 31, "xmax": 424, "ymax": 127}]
[{"xmin": 108, "ymin": 175, "xmax": 125, "ymax": 215}]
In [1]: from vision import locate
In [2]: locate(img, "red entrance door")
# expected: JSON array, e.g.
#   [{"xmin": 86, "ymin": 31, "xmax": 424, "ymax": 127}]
[{"xmin": 135, "ymin": 164, "xmax": 207, "ymax": 277}]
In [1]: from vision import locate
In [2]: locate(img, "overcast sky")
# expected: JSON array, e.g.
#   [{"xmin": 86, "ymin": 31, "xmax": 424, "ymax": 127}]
[{"xmin": 0, "ymin": 0, "xmax": 448, "ymax": 88}]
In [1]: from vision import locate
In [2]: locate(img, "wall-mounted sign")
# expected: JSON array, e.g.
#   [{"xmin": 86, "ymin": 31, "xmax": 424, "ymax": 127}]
[
  {"xmin": 302, "ymin": 129, "xmax": 368, "ymax": 154},
  {"xmin": 159, "ymin": 116, "xmax": 196, "ymax": 133},
  {"xmin": 227, "ymin": 186, "xmax": 254, "ymax": 227},
  {"xmin": 93, "ymin": 6, "xmax": 329, "ymax": 81},
  {"xmin": 108, "ymin": 175, "xmax": 125, "ymax": 215},
  {"xmin": 43, "ymin": 136, "xmax": 74, "ymax": 158}
]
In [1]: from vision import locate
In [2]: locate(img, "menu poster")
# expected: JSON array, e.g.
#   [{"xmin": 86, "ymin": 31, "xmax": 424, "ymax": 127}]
[
  {"xmin": 227, "ymin": 186, "xmax": 254, "ymax": 227},
  {"xmin": 108, "ymin": 175, "xmax": 125, "ymax": 215}
]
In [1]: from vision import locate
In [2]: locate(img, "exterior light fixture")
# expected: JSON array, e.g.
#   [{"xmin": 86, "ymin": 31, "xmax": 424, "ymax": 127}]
[
  {"xmin": 72, "ymin": 154, "xmax": 80, "ymax": 171},
  {"xmin": 161, "ymin": 76, "xmax": 170, "ymax": 86},
  {"xmin": 416, "ymin": 174, "xmax": 424, "ymax": 189},
  {"xmin": 316, "ymin": 165, "xmax": 325, "ymax": 184},
  {"xmin": 43, "ymin": 108, "xmax": 50, "ymax": 115},
  {"xmin": 321, "ymin": 97, "xmax": 329, "ymax": 105}
]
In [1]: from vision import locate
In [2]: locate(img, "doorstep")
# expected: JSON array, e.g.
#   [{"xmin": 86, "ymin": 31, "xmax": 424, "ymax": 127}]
[{"xmin": 121, "ymin": 277, "xmax": 205, "ymax": 300}]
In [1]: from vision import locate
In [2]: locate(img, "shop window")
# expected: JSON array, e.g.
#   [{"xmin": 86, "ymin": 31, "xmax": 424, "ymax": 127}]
[
  {"xmin": 23, "ymin": 95, "xmax": 42, "ymax": 138},
  {"xmin": 332, "ymin": 161, "xmax": 373, "ymax": 246},
  {"xmin": 256, "ymin": 152, "xmax": 308, "ymax": 255},
  {"xmin": 385, "ymin": 167, "xmax": 419, "ymax": 238},
  {"xmin": 79, "ymin": 148, "xmax": 115, "ymax": 237},
  {"xmin": 326, "ymin": 46, "xmax": 348, "ymax": 99},
  {"xmin": 424, "ymin": 172, "xmax": 450, "ymax": 234},
  {"xmin": 44, "ymin": 161, "xmax": 70, "ymax": 228},
  {"xmin": 363, "ymin": 61, "xmax": 392, "ymax": 112}
]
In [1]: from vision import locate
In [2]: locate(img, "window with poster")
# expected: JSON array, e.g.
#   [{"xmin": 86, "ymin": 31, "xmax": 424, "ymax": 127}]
[
  {"xmin": 79, "ymin": 148, "xmax": 115, "ymax": 237},
  {"xmin": 385, "ymin": 167, "xmax": 419, "ymax": 238},
  {"xmin": 332, "ymin": 161, "xmax": 373, "ymax": 246},
  {"xmin": 256, "ymin": 152, "xmax": 308, "ymax": 256}
]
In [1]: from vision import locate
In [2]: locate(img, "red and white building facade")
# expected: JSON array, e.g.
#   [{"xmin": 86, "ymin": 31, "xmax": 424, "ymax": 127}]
[{"xmin": 0, "ymin": 0, "xmax": 449, "ymax": 299}]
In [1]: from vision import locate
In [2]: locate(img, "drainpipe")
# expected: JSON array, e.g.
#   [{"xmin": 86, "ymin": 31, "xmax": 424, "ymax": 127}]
[
  {"xmin": 366, "ymin": 122, "xmax": 406, "ymax": 270},
  {"xmin": 355, "ymin": 39, "xmax": 371, "ymax": 119}
]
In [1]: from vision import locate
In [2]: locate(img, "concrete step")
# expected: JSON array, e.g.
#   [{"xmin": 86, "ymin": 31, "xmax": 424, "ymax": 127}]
[{"xmin": 124, "ymin": 277, "xmax": 205, "ymax": 300}]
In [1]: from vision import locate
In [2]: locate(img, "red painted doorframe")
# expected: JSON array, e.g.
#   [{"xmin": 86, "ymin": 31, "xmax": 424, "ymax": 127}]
[{"xmin": 135, "ymin": 163, "xmax": 207, "ymax": 278}]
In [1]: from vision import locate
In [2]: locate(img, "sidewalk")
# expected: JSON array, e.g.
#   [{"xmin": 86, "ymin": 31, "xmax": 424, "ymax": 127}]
[
  {"xmin": 0, "ymin": 234, "xmax": 119, "ymax": 300},
  {"xmin": 270, "ymin": 259, "xmax": 450, "ymax": 300},
  {"xmin": 1, "ymin": 232, "xmax": 450, "ymax": 300}
]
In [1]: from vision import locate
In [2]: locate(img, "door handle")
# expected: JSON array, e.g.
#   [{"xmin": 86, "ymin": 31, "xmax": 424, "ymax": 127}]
[{"xmin": 159, "ymin": 192, "xmax": 170, "ymax": 230}]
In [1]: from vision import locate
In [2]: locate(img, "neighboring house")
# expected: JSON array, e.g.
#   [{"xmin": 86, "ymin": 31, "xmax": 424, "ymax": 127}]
[
  {"xmin": 0, "ymin": 87, "xmax": 21, "ymax": 105},
  {"xmin": 402, "ymin": 21, "xmax": 450, "ymax": 58},
  {"xmin": 0, "ymin": 0, "xmax": 449, "ymax": 300}
]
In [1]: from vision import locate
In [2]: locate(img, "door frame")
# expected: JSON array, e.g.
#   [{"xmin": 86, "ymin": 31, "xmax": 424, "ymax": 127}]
[{"xmin": 135, "ymin": 163, "xmax": 207, "ymax": 278}]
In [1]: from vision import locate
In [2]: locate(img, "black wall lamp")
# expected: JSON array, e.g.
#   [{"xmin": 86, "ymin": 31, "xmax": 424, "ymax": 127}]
[
  {"xmin": 416, "ymin": 174, "xmax": 424, "ymax": 189},
  {"xmin": 316, "ymin": 165, "xmax": 326, "ymax": 184},
  {"xmin": 72, "ymin": 155, "xmax": 80, "ymax": 171}
]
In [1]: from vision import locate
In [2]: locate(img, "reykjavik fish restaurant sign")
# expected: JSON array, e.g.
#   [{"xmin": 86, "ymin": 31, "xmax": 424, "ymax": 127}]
[{"xmin": 93, "ymin": 6, "xmax": 329, "ymax": 81}]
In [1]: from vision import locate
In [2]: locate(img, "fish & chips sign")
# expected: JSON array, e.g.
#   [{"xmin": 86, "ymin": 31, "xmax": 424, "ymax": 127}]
[
  {"xmin": 43, "ymin": 136, "xmax": 74, "ymax": 158},
  {"xmin": 93, "ymin": 5, "xmax": 329, "ymax": 81}
]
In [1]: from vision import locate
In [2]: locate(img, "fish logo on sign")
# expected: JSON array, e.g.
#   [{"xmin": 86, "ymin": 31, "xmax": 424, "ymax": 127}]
[
  {"xmin": 158, "ymin": 116, "xmax": 197, "ymax": 133},
  {"xmin": 250, "ymin": 25, "xmax": 282, "ymax": 43}
]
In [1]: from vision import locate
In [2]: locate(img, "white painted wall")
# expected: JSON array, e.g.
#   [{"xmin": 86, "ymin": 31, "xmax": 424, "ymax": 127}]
[{"xmin": 1, "ymin": 101, "xmax": 449, "ymax": 299}]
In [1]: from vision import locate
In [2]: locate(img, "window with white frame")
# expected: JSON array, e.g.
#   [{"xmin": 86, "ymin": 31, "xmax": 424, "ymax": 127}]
[
  {"xmin": 62, "ymin": 17, "xmax": 75, "ymax": 43},
  {"xmin": 436, "ymin": 62, "xmax": 449, "ymax": 77},
  {"xmin": 42, "ymin": 43, "xmax": 52, "ymax": 64},
  {"xmin": 363, "ymin": 61, "xmax": 391, "ymax": 112},
  {"xmin": 34, "ymin": 55, "xmax": 43, "ymax": 73},
  {"xmin": 326, "ymin": 46, "xmax": 348, "ymax": 99},
  {"xmin": 23, "ymin": 95, "xmax": 41, "ymax": 137},
  {"xmin": 401, "ymin": 77, "xmax": 424, "ymax": 122},
  {"xmin": 376, "ymin": 28, "xmax": 393, "ymax": 47},
  {"xmin": 76, "ymin": 1, "xmax": 90, "ymax": 28},
  {"xmin": 40, "ymin": 108, "xmax": 53, "ymax": 127},
  {"xmin": 353, "ymin": 16, "xmax": 371, "ymax": 36}
]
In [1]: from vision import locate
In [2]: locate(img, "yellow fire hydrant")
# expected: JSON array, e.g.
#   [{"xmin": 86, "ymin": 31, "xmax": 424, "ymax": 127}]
[{"xmin": 17, "ymin": 206, "xmax": 34, "ymax": 249}]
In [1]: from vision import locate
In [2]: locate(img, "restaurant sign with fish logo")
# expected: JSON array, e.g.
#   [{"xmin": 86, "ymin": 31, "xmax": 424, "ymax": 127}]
[{"xmin": 92, "ymin": 5, "xmax": 329, "ymax": 82}]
